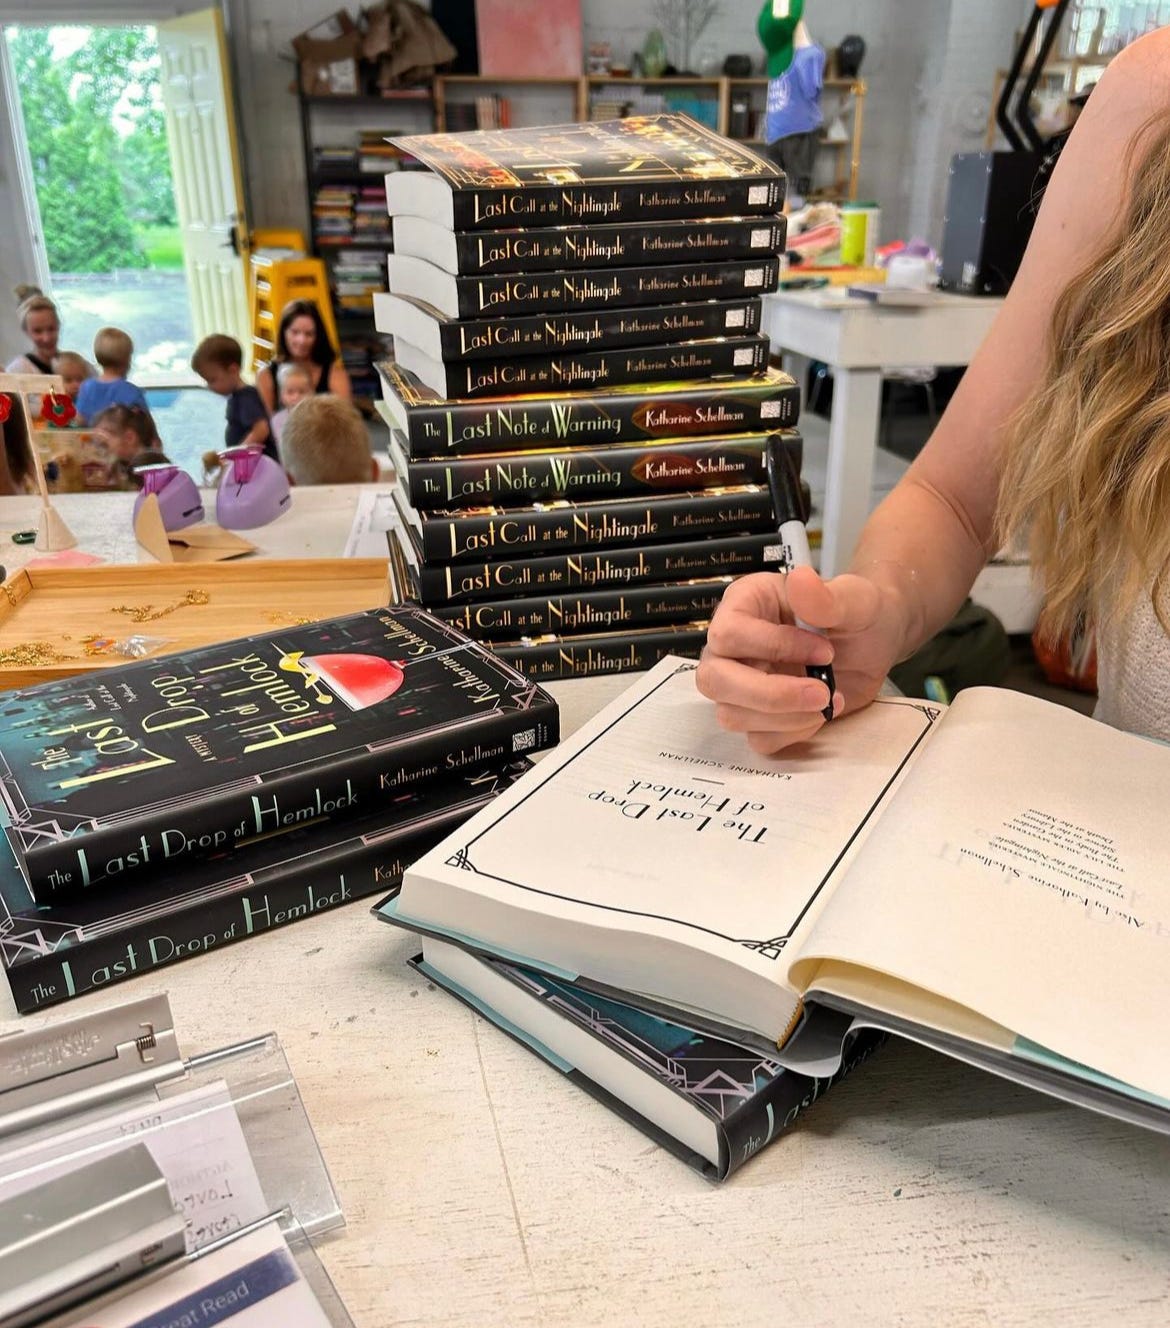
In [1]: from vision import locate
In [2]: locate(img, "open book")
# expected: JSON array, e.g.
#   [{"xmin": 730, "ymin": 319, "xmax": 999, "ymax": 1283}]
[{"xmin": 383, "ymin": 657, "xmax": 1170, "ymax": 1131}]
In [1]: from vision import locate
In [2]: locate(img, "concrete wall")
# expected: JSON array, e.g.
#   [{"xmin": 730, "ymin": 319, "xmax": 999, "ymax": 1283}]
[
  {"xmin": 231, "ymin": 0, "xmax": 1024, "ymax": 248},
  {"xmin": 0, "ymin": 0, "xmax": 1029, "ymax": 361}
]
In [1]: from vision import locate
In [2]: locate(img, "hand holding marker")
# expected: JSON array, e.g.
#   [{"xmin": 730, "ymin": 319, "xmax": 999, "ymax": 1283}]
[{"xmin": 763, "ymin": 436, "xmax": 836, "ymax": 722}]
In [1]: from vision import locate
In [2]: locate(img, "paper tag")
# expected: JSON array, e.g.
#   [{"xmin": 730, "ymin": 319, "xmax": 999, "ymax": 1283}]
[
  {"xmin": 58, "ymin": 1223, "xmax": 332, "ymax": 1328},
  {"xmin": 23, "ymin": 549, "xmax": 105, "ymax": 569},
  {"xmin": 0, "ymin": 1080, "xmax": 269, "ymax": 1252}
]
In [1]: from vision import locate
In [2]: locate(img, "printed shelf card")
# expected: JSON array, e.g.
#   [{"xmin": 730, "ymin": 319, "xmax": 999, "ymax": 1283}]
[
  {"xmin": 0, "ymin": 1080, "xmax": 269, "ymax": 1252},
  {"xmin": 58, "ymin": 1222, "xmax": 332, "ymax": 1328}
]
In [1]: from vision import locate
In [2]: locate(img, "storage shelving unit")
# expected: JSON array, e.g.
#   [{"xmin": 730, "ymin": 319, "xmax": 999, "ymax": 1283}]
[
  {"xmin": 296, "ymin": 71, "xmax": 871, "ymax": 366},
  {"xmin": 428, "ymin": 75, "xmax": 867, "ymax": 201},
  {"xmin": 296, "ymin": 87, "xmax": 435, "ymax": 404}
]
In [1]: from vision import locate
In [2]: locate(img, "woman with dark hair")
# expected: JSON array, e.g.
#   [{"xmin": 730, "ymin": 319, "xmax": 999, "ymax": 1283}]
[{"xmin": 256, "ymin": 299, "xmax": 351, "ymax": 415}]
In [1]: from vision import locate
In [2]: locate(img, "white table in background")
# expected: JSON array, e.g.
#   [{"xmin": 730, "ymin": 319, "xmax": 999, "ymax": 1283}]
[
  {"xmin": 0, "ymin": 485, "xmax": 381, "ymax": 573},
  {"xmin": 762, "ymin": 289, "xmax": 1005, "ymax": 578}
]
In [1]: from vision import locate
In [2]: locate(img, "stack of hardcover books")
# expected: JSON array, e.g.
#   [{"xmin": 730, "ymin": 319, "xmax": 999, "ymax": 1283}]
[
  {"xmin": 0, "ymin": 606, "xmax": 558, "ymax": 1013},
  {"xmin": 373, "ymin": 114, "xmax": 806, "ymax": 681}
]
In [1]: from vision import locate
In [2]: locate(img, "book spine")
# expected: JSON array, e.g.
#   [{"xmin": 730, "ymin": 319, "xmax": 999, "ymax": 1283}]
[
  {"xmin": 398, "ymin": 432, "xmax": 791, "ymax": 509},
  {"xmin": 412, "ymin": 487, "xmax": 774, "ymax": 561},
  {"xmin": 450, "ymin": 178, "xmax": 787, "ymax": 231},
  {"xmin": 26, "ymin": 701, "xmax": 559, "ymax": 901},
  {"xmin": 451, "ymin": 258, "xmax": 780, "ymax": 318},
  {"xmin": 400, "ymin": 377, "xmax": 801, "ymax": 458},
  {"xmin": 431, "ymin": 581, "xmax": 729, "ymax": 639},
  {"xmin": 431, "ymin": 336, "xmax": 771, "ymax": 399},
  {"xmin": 718, "ymin": 1030, "xmax": 888, "ymax": 1179},
  {"xmin": 411, "ymin": 532, "xmax": 777, "ymax": 606},
  {"xmin": 8, "ymin": 822, "xmax": 462, "ymax": 1014},
  {"xmin": 495, "ymin": 626, "xmax": 709, "ymax": 681},
  {"xmin": 439, "ymin": 299, "xmax": 764, "ymax": 361},
  {"xmin": 453, "ymin": 216, "xmax": 787, "ymax": 274}
]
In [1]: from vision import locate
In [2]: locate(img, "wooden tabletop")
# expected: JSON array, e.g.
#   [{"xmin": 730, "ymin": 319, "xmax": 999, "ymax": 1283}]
[{"xmin": 2, "ymin": 672, "xmax": 1169, "ymax": 1326}]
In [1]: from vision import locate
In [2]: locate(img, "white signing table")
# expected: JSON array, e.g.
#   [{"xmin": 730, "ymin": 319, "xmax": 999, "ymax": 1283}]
[
  {"xmin": 0, "ymin": 489, "xmax": 1168, "ymax": 1326},
  {"xmin": 763, "ymin": 289, "xmax": 1005, "ymax": 577}
]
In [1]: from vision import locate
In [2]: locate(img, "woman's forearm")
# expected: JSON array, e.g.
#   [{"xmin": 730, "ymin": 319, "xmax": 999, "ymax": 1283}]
[{"xmin": 848, "ymin": 472, "xmax": 995, "ymax": 665}]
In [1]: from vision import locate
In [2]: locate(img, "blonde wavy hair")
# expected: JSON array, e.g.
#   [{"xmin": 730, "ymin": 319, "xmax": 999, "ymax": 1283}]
[
  {"xmin": 13, "ymin": 284, "xmax": 58, "ymax": 331},
  {"xmin": 997, "ymin": 112, "xmax": 1170, "ymax": 643}
]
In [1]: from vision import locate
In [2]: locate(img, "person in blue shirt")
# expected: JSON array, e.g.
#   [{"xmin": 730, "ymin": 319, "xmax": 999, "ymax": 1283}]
[
  {"xmin": 190, "ymin": 334, "xmax": 275, "ymax": 461},
  {"xmin": 76, "ymin": 327, "xmax": 149, "ymax": 423},
  {"xmin": 758, "ymin": 2, "xmax": 825, "ymax": 209}
]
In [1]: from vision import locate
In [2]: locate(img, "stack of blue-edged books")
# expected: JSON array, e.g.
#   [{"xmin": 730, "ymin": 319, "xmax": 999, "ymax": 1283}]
[{"xmin": 380, "ymin": 655, "xmax": 1170, "ymax": 1178}]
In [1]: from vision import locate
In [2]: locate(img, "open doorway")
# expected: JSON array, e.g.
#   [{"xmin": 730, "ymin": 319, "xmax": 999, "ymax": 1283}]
[
  {"xmin": 2, "ymin": 12, "xmax": 253, "ymax": 477},
  {"xmin": 3, "ymin": 23, "xmax": 194, "ymax": 375}
]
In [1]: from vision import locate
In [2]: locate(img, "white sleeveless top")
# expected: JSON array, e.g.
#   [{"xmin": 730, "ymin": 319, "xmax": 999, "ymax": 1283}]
[{"xmin": 1093, "ymin": 591, "xmax": 1170, "ymax": 740}]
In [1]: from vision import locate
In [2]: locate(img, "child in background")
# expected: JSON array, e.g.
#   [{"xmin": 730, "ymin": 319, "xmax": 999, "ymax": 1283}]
[
  {"xmin": 91, "ymin": 404, "xmax": 169, "ymax": 490},
  {"xmin": 270, "ymin": 363, "xmax": 313, "ymax": 449},
  {"xmin": 76, "ymin": 327, "xmax": 149, "ymax": 423},
  {"xmin": 51, "ymin": 352, "xmax": 90, "ymax": 414},
  {"xmin": 190, "ymin": 334, "xmax": 275, "ymax": 460},
  {"xmin": 279, "ymin": 394, "xmax": 377, "ymax": 485}
]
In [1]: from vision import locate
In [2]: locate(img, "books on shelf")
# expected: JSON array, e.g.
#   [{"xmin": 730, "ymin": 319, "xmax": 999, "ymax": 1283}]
[
  {"xmin": 374, "ymin": 292, "xmax": 765, "ymax": 361},
  {"xmin": 385, "ymin": 115, "xmax": 785, "ymax": 230},
  {"xmin": 0, "ymin": 606, "xmax": 558, "ymax": 900},
  {"xmin": 414, "ymin": 935, "xmax": 885, "ymax": 1180},
  {"xmin": 1, "ymin": 760, "xmax": 530, "ymax": 1013},
  {"xmin": 392, "ymin": 333, "xmax": 771, "ymax": 399},
  {"xmin": 390, "ymin": 214, "xmax": 788, "ymax": 276},
  {"xmin": 382, "ymin": 657, "xmax": 1170, "ymax": 1132}
]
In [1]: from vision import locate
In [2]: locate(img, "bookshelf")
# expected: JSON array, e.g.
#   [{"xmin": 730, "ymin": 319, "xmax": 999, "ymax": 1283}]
[
  {"xmin": 296, "ymin": 88, "xmax": 435, "ymax": 404},
  {"xmin": 294, "ymin": 70, "xmax": 871, "ymax": 369},
  {"xmin": 428, "ymin": 74, "xmax": 867, "ymax": 201},
  {"xmin": 723, "ymin": 77, "xmax": 866, "ymax": 201},
  {"xmin": 433, "ymin": 75, "xmax": 585, "ymax": 131}
]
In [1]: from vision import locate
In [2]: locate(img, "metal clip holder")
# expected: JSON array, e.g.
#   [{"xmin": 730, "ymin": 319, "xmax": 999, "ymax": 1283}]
[{"xmin": 0, "ymin": 994, "xmax": 182, "ymax": 1138}]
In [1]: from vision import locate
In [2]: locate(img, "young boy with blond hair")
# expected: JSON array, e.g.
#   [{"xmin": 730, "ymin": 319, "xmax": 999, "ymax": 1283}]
[
  {"xmin": 270, "ymin": 362, "xmax": 314, "ymax": 448},
  {"xmin": 51, "ymin": 351, "xmax": 91, "ymax": 410},
  {"xmin": 76, "ymin": 326, "xmax": 148, "ymax": 422},
  {"xmin": 279, "ymin": 394, "xmax": 376, "ymax": 485}
]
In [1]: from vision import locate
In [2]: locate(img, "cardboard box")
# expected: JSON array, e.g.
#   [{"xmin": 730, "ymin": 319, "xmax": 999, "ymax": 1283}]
[
  {"xmin": 292, "ymin": 9, "xmax": 358, "ymax": 57},
  {"xmin": 294, "ymin": 10, "xmax": 362, "ymax": 95}
]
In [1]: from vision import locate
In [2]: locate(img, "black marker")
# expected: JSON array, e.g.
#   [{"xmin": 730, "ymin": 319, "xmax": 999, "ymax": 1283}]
[{"xmin": 764, "ymin": 436, "xmax": 836, "ymax": 722}]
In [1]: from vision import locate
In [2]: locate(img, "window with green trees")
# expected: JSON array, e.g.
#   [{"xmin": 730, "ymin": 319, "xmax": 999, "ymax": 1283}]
[{"xmin": 5, "ymin": 25, "xmax": 179, "ymax": 274}]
